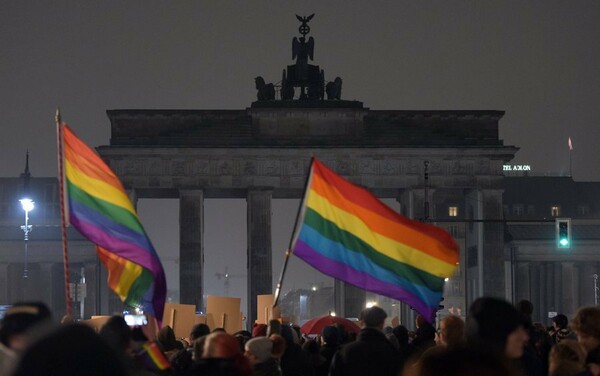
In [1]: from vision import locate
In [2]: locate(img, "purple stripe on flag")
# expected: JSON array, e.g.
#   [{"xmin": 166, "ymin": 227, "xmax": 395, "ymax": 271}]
[
  {"xmin": 294, "ymin": 239, "xmax": 437, "ymax": 321},
  {"xmin": 70, "ymin": 215, "xmax": 163, "ymax": 276}
]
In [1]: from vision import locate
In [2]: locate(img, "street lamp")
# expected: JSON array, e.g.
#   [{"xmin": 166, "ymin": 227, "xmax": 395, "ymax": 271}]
[{"xmin": 19, "ymin": 198, "xmax": 34, "ymax": 278}]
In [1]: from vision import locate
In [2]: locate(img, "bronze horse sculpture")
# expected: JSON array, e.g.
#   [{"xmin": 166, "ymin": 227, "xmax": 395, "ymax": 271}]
[{"xmin": 255, "ymin": 76, "xmax": 275, "ymax": 101}]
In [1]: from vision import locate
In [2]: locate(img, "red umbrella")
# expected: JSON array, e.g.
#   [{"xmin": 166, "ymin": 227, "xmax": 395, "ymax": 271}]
[{"xmin": 300, "ymin": 315, "xmax": 361, "ymax": 335}]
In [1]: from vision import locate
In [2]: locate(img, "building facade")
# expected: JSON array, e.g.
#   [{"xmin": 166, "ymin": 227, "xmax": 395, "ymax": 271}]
[{"xmin": 504, "ymin": 177, "xmax": 600, "ymax": 323}]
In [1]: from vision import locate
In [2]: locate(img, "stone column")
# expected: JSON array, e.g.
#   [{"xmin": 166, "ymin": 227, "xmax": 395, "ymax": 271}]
[
  {"xmin": 530, "ymin": 263, "xmax": 541, "ymax": 318},
  {"xmin": 179, "ymin": 189, "xmax": 204, "ymax": 310},
  {"xmin": 465, "ymin": 189, "xmax": 505, "ymax": 300},
  {"xmin": 0, "ymin": 263, "xmax": 8, "ymax": 304},
  {"xmin": 580, "ymin": 262, "xmax": 596, "ymax": 306},
  {"xmin": 82, "ymin": 261, "xmax": 99, "ymax": 318},
  {"xmin": 561, "ymin": 262, "xmax": 576, "ymax": 316},
  {"xmin": 247, "ymin": 189, "xmax": 272, "ymax": 327},
  {"xmin": 515, "ymin": 261, "xmax": 531, "ymax": 303},
  {"xmin": 97, "ymin": 260, "xmax": 113, "ymax": 315},
  {"xmin": 37, "ymin": 262, "xmax": 56, "ymax": 312},
  {"xmin": 554, "ymin": 262, "xmax": 562, "ymax": 311},
  {"xmin": 333, "ymin": 280, "xmax": 366, "ymax": 319}
]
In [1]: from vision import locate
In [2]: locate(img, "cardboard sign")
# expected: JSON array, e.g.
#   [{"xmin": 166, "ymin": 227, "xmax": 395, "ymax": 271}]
[
  {"xmin": 256, "ymin": 294, "xmax": 281, "ymax": 324},
  {"xmin": 162, "ymin": 303, "xmax": 197, "ymax": 339},
  {"xmin": 83, "ymin": 316, "xmax": 112, "ymax": 332},
  {"xmin": 205, "ymin": 295, "xmax": 242, "ymax": 333}
]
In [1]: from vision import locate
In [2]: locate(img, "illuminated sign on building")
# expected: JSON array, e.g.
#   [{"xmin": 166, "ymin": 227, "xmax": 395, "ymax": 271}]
[{"xmin": 503, "ymin": 165, "xmax": 531, "ymax": 172}]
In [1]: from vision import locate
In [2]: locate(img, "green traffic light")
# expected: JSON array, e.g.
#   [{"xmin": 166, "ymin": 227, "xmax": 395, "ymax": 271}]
[{"xmin": 559, "ymin": 238, "xmax": 569, "ymax": 247}]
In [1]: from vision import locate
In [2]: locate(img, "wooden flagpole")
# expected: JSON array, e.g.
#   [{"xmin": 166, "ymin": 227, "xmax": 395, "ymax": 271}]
[
  {"xmin": 56, "ymin": 109, "xmax": 72, "ymax": 316},
  {"xmin": 273, "ymin": 156, "xmax": 315, "ymax": 308}
]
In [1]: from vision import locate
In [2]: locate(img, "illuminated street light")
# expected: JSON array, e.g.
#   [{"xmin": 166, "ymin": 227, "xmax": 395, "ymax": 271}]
[{"xmin": 19, "ymin": 198, "xmax": 34, "ymax": 278}]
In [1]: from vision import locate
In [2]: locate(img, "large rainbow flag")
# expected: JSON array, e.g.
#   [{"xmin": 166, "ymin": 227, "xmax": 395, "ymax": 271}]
[
  {"xmin": 60, "ymin": 124, "xmax": 166, "ymax": 323},
  {"xmin": 291, "ymin": 158, "xmax": 459, "ymax": 321}
]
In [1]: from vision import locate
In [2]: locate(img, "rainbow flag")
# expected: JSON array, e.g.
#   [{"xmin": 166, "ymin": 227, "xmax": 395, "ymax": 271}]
[
  {"xmin": 136, "ymin": 341, "xmax": 171, "ymax": 371},
  {"xmin": 60, "ymin": 124, "xmax": 166, "ymax": 323},
  {"xmin": 291, "ymin": 158, "xmax": 459, "ymax": 321}
]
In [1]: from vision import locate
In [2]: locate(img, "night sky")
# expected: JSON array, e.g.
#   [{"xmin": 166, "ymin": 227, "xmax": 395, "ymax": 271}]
[{"xmin": 2, "ymin": 1, "xmax": 599, "ymax": 313}]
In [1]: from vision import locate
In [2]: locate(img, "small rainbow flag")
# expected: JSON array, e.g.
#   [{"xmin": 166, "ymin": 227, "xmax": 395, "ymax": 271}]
[
  {"xmin": 60, "ymin": 124, "xmax": 166, "ymax": 323},
  {"xmin": 136, "ymin": 341, "xmax": 171, "ymax": 371},
  {"xmin": 291, "ymin": 158, "xmax": 459, "ymax": 321}
]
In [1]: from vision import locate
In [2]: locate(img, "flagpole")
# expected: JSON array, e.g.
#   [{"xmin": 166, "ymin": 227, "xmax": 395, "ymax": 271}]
[
  {"xmin": 273, "ymin": 156, "xmax": 315, "ymax": 308},
  {"xmin": 56, "ymin": 109, "xmax": 72, "ymax": 317},
  {"xmin": 568, "ymin": 137, "xmax": 573, "ymax": 178},
  {"xmin": 569, "ymin": 149, "xmax": 572, "ymax": 178}
]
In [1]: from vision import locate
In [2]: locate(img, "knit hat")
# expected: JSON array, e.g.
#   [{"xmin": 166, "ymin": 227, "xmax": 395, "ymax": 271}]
[
  {"xmin": 245, "ymin": 337, "xmax": 273, "ymax": 363},
  {"xmin": 466, "ymin": 298, "xmax": 526, "ymax": 354},
  {"xmin": 252, "ymin": 323, "xmax": 267, "ymax": 338}
]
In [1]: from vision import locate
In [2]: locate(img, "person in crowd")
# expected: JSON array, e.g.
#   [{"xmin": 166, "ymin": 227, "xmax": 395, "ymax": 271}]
[
  {"xmin": 98, "ymin": 316, "xmax": 141, "ymax": 373},
  {"xmin": 586, "ymin": 347, "xmax": 600, "ymax": 376},
  {"xmin": 392, "ymin": 325, "xmax": 413, "ymax": 365},
  {"xmin": 548, "ymin": 339, "xmax": 587, "ymax": 376},
  {"xmin": 436, "ymin": 315, "xmax": 465, "ymax": 349},
  {"xmin": 192, "ymin": 334, "xmax": 209, "ymax": 361},
  {"xmin": 189, "ymin": 331, "xmax": 251, "ymax": 376},
  {"xmin": 406, "ymin": 345, "xmax": 512, "ymax": 376},
  {"xmin": 531, "ymin": 323, "xmax": 553, "ymax": 376},
  {"xmin": 13, "ymin": 324, "xmax": 128, "ymax": 376},
  {"xmin": 190, "ymin": 323, "xmax": 210, "ymax": 342},
  {"xmin": 410, "ymin": 315, "xmax": 466, "ymax": 372},
  {"xmin": 157, "ymin": 325, "xmax": 182, "ymax": 359},
  {"xmin": 514, "ymin": 300, "xmax": 545, "ymax": 376},
  {"xmin": 253, "ymin": 323, "xmax": 268, "ymax": 337},
  {"xmin": 572, "ymin": 306, "xmax": 600, "ymax": 374},
  {"xmin": 98, "ymin": 316, "xmax": 132, "ymax": 354},
  {"xmin": 550, "ymin": 314, "xmax": 577, "ymax": 344},
  {"xmin": 329, "ymin": 306, "xmax": 401, "ymax": 376},
  {"xmin": 517, "ymin": 300, "xmax": 535, "ymax": 322},
  {"xmin": 0, "ymin": 301, "xmax": 53, "ymax": 375},
  {"xmin": 302, "ymin": 339, "xmax": 327, "ymax": 376},
  {"xmin": 319, "ymin": 325, "xmax": 340, "ymax": 372},
  {"xmin": 292, "ymin": 325, "xmax": 305, "ymax": 346},
  {"xmin": 466, "ymin": 297, "xmax": 532, "ymax": 375},
  {"xmin": 408, "ymin": 314, "xmax": 436, "ymax": 362},
  {"xmin": 384, "ymin": 326, "xmax": 400, "ymax": 350},
  {"xmin": 234, "ymin": 330, "xmax": 252, "ymax": 353},
  {"xmin": 170, "ymin": 347, "xmax": 194, "ymax": 375},
  {"xmin": 279, "ymin": 324, "xmax": 314, "ymax": 376},
  {"xmin": 245, "ymin": 336, "xmax": 282, "ymax": 376},
  {"xmin": 269, "ymin": 333, "xmax": 287, "ymax": 360},
  {"xmin": 333, "ymin": 323, "xmax": 349, "ymax": 344},
  {"xmin": 268, "ymin": 320, "xmax": 282, "ymax": 337},
  {"xmin": 100, "ymin": 316, "xmax": 172, "ymax": 375}
]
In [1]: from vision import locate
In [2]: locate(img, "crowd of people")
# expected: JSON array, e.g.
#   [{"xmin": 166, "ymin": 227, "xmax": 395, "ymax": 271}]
[{"xmin": 1, "ymin": 297, "xmax": 600, "ymax": 375}]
